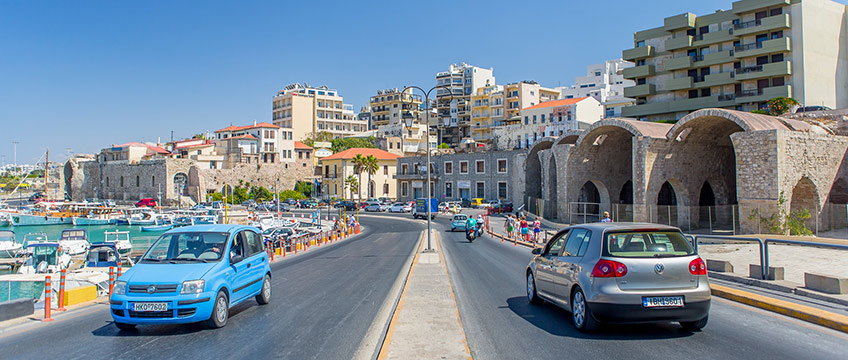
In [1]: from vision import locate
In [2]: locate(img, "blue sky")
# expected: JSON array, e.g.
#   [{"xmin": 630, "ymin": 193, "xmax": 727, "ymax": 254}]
[{"xmin": 1, "ymin": 0, "xmax": 843, "ymax": 164}]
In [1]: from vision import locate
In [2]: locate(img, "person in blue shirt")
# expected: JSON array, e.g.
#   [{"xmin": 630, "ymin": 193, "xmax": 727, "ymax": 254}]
[
  {"xmin": 601, "ymin": 211, "xmax": 612, "ymax": 223},
  {"xmin": 465, "ymin": 216, "xmax": 477, "ymax": 236}
]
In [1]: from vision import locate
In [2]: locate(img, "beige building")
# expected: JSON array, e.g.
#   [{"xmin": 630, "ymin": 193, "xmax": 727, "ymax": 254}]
[
  {"xmin": 369, "ymin": 88, "xmax": 423, "ymax": 129},
  {"xmin": 167, "ymin": 139, "xmax": 225, "ymax": 169},
  {"xmin": 622, "ymin": 0, "xmax": 848, "ymax": 121},
  {"xmin": 467, "ymin": 81, "xmax": 560, "ymax": 144},
  {"xmin": 319, "ymin": 148, "xmax": 400, "ymax": 200},
  {"xmin": 214, "ymin": 122, "xmax": 293, "ymax": 168},
  {"xmin": 502, "ymin": 81, "xmax": 561, "ymax": 121},
  {"xmin": 435, "ymin": 63, "xmax": 496, "ymax": 145},
  {"xmin": 100, "ymin": 142, "xmax": 170, "ymax": 163},
  {"xmin": 271, "ymin": 83, "xmax": 367, "ymax": 141}
]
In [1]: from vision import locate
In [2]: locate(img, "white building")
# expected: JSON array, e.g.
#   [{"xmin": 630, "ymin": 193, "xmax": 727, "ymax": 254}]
[
  {"xmin": 214, "ymin": 121, "xmax": 294, "ymax": 168},
  {"xmin": 435, "ymin": 63, "xmax": 496, "ymax": 145},
  {"xmin": 492, "ymin": 97, "xmax": 603, "ymax": 150},
  {"xmin": 558, "ymin": 59, "xmax": 636, "ymax": 118}
]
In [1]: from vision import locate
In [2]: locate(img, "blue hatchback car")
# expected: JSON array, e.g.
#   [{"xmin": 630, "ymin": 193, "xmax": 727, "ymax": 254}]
[{"xmin": 110, "ymin": 225, "xmax": 272, "ymax": 330}]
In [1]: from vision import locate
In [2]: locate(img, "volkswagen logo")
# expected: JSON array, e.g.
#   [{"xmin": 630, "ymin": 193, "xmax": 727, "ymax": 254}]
[
  {"xmin": 147, "ymin": 285, "xmax": 156, "ymax": 294},
  {"xmin": 654, "ymin": 263, "xmax": 665, "ymax": 274}
]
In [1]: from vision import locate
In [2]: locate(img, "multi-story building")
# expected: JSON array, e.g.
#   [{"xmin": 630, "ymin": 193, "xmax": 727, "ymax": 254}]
[
  {"xmin": 621, "ymin": 0, "xmax": 848, "ymax": 121},
  {"xmin": 319, "ymin": 148, "xmax": 400, "ymax": 200},
  {"xmin": 100, "ymin": 142, "xmax": 170, "ymax": 163},
  {"xmin": 435, "ymin": 63, "xmax": 496, "ymax": 145},
  {"xmin": 467, "ymin": 81, "xmax": 560, "ymax": 144},
  {"xmin": 502, "ymin": 81, "xmax": 561, "ymax": 121},
  {"xmin": 369, "ymin": 88, "xmax": 423, "ymax": 129},
  {"xmin": 395, "ymin": 150, "xmax": 521, "ymax": 202},
  {"xmin": 214, "ymin": 122, "xmax": 294, "ymax": 168},
  {"xmin": 492, "ymin": 97, "xmax": 603, "ymax": 150},
  {"xmin": 167, "ymin": 139, "xmax": 225, "ymax": 169},
  {"xmin": 371, "ymin": 123, "xmax": 438, "ymax": 157},
  {"xmin": 271, "ymin": 83, "xmax": 368, "ymax": 140},
  {"xmin": 358, "ymin": 106, "xmax": 372, "ymax": 129},
  {"xmin": 558, "ymin": 59, "xmax": 636, "ymax": 118}
]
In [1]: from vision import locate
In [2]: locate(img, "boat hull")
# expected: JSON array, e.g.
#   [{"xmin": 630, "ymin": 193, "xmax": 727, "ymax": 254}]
[
  {"xmin": 141, "ymin": 225, "xmax": 173, "ymax": 232},
  {"xmin": 10, "ymin": 214, "xmax": 73, "ymax": 226},
  {"xmin": 72, "ymin": 217, "xmax": 117, "ymax": 226}
]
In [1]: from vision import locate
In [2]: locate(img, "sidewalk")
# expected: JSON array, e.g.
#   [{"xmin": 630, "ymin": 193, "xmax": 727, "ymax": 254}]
[{"xmin": 379, "ymin": 231, "xmax": 471, "ymax": 360}]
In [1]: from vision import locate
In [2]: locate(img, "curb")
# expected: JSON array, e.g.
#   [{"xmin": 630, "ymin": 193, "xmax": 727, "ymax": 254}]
[
  {"xmin": 710, "ymin": 284, "xmax": 848, "ymax": 333},
  {"xmin": 486, "ymin": 229, "xmax": 538, "ymax": 248}
]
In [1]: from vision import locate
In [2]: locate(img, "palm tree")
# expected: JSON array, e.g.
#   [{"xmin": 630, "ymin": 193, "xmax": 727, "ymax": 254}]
[
  {"xmin": 352, "ymin": 154, "xmax": 366, "ymax": 201},
  {"xmin": 364, "ymin": 155, "xmax": 379, "ymax": 199},
  {"xmin": 345, "ymin": 175, "xmax": 358, "ymax": 200}
]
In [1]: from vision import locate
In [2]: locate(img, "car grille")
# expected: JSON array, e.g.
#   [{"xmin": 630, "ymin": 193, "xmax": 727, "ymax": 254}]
[
  {"xmin": 129, "ymin": 310, "xmax": 172, "ymax": 318},
  {"xmin": 128, "ymin": 284, "xmax": 179, "ymax": 294},
  {"xmin": 112, "ymin": 309, "xmax": 125, "ymax": 317},
  {"xmin": 177, "ymin": 308, "xmax": 196, "ymax": 317}
]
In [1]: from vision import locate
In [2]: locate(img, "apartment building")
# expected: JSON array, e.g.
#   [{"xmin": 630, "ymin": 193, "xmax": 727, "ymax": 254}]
[
  {"xmin": 271, "ymin": 83, "xmax": 368, "ymax": 140},
  {"xmin": 214, "ymin": 122, "xmax": 293, "ymax": 168},
  {"xmin": 558, "ymin": 59, "xmax": 636, "ymax": 118},
  {"xmin": 469, "ymin": 84, "xmax": 505, "ymax": 143},
  {"xmin": 369, "ymin": 88, "xmax": 423, "ymax": 129},
  {"xmin": 395, "ymin": 150, "xmax": 521, "ymax": 202},
  {"xmin": 502, "ymin": 81, "xmax": 561, "ymax": 121},
  {"xmin": 492, "ymin": 97, "xmax": 603, "ymax": 150},
  {"xmin": 621, "ymin": 0, "xmax": 848, "ymax": 121},
  {"xmin": 167, "ymin": 139, "xmax": 225, "ymax": 169},
  {"xmin": 319, "ymin": 148, "xmax": 400, "ymax": 200},
  {"xmin": 435, "ymin": 63, "xmax": 496, "ymax": 145}
]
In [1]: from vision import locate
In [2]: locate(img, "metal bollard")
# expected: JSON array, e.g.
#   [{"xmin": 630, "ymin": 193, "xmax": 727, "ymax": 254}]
[
  {"xmin": 108, "ymin": 266, "xmax": 115, "ymax": 297},
  {"xmin": 57, "ymin": 270, "xmax": 67, "ymax": 311},
  {"xmin": 43, "ymin": 275, "xmax": 53, "ymax": 322}
]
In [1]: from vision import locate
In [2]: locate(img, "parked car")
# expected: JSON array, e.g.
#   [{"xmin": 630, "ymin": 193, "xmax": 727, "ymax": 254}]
[
  {"xmin": 301, "ymin": 201, "xmax": 318, "ymax": 209},
  {"xmin": 470, "ymin": 198, "xmax": 486, "ymax": 208},
  {"xmin": 489, "ymin": 202, "xmax": 514, "ymax": 214},
  {"xmin": 378, "ymin": 197, "xmax": 393, "ymax": 205},
  {"xmin": 242, "ymin": 200, "xmax": 258, "ymax": 209},
  {"xmin": 110, "ymin": 225, "xmax": 272, "ymax": 330},
  {"xmin": 525, "ymin": 223, "xmax": 710, "ymax": 332},
  {"xmin": 795, "ymin": 106, "xmax": 831, "ymax": 113},
  {"xmin": 135, "ymin": 198, "xmax": 157, "ymax": 208},
  {"xmin": 388, "ymin": 202, "xmax": 412, "ymax": 213},
  {"xmin": 364, "ymin": 203, "xmax": 387, "ymax": 212},
  {"xmin": 337, "ymin": 201, "xmax": 358, "ymax": 211},
  {"xmin": 450, "ymin": 214, "xmax": 469, "ymax": 232}
]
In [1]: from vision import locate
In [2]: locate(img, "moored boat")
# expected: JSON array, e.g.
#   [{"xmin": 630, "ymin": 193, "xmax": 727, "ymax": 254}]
[
  {"xmin": 141, "ymin": 224, "xmax": 173, "ymax": 232},
  {"xmin": 0, "ymin": 230, "xmax": 20, "ymax": 258},
  {"xmin": 103, "ymin": 229, "xmax": 133, "ymax": 255},
  {"xmin": 58, "ymin": 228, "xmax": 90, "ymax": 256},
  {"xmin": 17, "ymin": 241, "xmax": 72, "ymax": 274}
]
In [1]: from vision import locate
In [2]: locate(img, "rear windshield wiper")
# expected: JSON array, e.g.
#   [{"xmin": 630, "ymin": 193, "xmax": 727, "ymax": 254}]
[{"xmin": 652, "ymin": 253, "xmax": 678, "ymax": 258}]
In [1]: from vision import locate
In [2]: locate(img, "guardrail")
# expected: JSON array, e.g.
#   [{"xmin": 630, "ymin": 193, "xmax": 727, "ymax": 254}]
[{"xmin": 692, "ymin": 235, "xmax": 848, "ymax": 280}]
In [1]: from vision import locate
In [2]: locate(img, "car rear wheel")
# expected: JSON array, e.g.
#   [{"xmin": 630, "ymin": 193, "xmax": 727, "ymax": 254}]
[
  {"xmin": 256, "ymin": 275, "xmax": 271, "ymax": 305},
  {"xmin": 206, "ymin": 290, "xmax": 229, "ymax": 328},
  {"xmin": 527, "ymin": 272, "xmax": 543, "ymax": 305},
  {"xmin": 114, "ymin": 322, "xmax": 136, "ymax": 331},
  {"xmin": 571, "ymin": 288, "xmax": 599, "ymax": 332},
  {"xmin": 680, "ymin": 316, "xmax": 708, "ymax": 331}
]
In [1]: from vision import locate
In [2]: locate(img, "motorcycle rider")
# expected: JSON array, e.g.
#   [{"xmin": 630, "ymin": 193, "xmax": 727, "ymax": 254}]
[
  {"xmin": 465, "ymin": 215, "xmax": 478, "ymax": 238},
  {"xmin": 476, "ymin": 214, "xmax": 484, "ymax": 236}
]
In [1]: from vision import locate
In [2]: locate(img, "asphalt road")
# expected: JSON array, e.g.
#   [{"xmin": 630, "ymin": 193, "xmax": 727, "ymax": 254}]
[
  {"xmin": 438, "ymin": 220, "xmax": 848, "ymax": 360},
  {"xmin": 0, "ymin": 214, "xmax": 424, "ymax": 360}
]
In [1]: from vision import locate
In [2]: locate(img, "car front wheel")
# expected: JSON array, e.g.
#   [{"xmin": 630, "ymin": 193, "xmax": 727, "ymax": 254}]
[
  {"xmin": 256, "ymin": 275, "xmax": 271, "ymax": 305},
  {"xmin": 206, "ymin": 290, "xmax": 229, "ymax": 329},
  {"xmin": 571, "ymin": 288, "xmax": 599, "ymax": 332}
]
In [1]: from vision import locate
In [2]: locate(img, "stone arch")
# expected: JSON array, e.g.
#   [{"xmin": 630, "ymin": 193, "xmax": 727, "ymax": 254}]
[
  {"xmin": 790, "ymin": 177, "xmax": 820, "ymax": 231},
  {"xmin": 651, "ymin": 179, "xmax": 691, "ymax": 228},
  {"xmin": 547, "ymin": 153, "xmax": 558, "ymax": 219},
  {"xmin": 525, "ymin": 137, "xmax": 555, "ymax": 205},
  {"xmin": 174, "ymin": 172, "xmax": 188, "ymax": 196},
  {"xmin": 698, "ymin": 181, "xmax": 716, "ymax": 227},
  {"xmin": 574, "ymin": 180, "xmax": 610, "ymax": 223},
  {"xmin": 619, "ymin": 181, "xmax": 634, "ymax": 204},
  {"xmin": 667, "ymin": 108, "xmax": 792, "ymax": 141},
  {"xmin": 827, "ymin": 178, "xmax": 848, "ymax": 204},
  {"xmin": 554, "ymin": 129, "xmax": 582, "ymax": 145},
  {"xmin": 63, "ymin": 161, "xmax": 74, "ymax": 200}
]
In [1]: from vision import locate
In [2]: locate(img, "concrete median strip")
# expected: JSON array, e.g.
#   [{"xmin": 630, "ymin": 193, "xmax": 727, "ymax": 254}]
[{"xmin": 711, "ymin": 284, "xmax": 848, "ymax": 333}]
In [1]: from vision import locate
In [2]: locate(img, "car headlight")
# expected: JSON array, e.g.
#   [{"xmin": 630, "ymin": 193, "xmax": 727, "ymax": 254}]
[
  {"xmin": 113, "ymin": 281, "xmax": 127, "ymax": 296},
  {"xmin": 181, "ymin": 280, "xmax": 205, "ymax": 294}
]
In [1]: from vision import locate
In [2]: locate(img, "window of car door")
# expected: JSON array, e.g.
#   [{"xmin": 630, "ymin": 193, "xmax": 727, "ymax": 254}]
[
  {"xmin": 543, "ymin": 230, "xmax": 569, "ymax": 257},
  {"xmin": 244, "ymin": 230, "xmax": 264, "ymax": 257},
  {"xmin": 230, "ymin": 232, "xmax": 245, "ymax": 263},
  {"xmin": 562, "ymin": 229, "xmax": 592, "ymax": 257}
]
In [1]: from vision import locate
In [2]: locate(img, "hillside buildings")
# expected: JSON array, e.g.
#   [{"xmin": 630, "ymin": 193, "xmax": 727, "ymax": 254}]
[
  {"xmin": 621, "ymin": 0, "xmax": 848, "ymax": 121},
  {"xmin": 271, "ymin": 83, "xmax": 367, "ymax": 140},
  {"xmin": 558, "ymin": 59, "xmax": 636, "ymax": 118}
]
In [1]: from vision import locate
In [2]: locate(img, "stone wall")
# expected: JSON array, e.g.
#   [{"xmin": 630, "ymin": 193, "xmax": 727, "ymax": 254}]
[{"xmin": 198, "ymin": 161, "xmax": 314, "ymax": 198}]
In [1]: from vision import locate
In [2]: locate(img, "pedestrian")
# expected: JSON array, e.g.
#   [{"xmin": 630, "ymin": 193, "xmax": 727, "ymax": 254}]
[
  {"xmin": 520, "ymin": 217, "xmax": 529, "ymax": 242},
  {"xmin": 601, "ymin": 211, "xmax": 612, "ymax": 223},
  {"xmin": 533, "ymin": 218, "xmax": 541, "ymax": 242},
  {"xmin": 506, "ymin": 215, "xmax": 514, "ymax": 239}
]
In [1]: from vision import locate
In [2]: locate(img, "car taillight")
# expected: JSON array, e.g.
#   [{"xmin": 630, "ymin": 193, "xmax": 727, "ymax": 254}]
[
  {"xmin": 689, "ymin": 258, "xmax": 707, "ymax": 275},
  {"xmin": 591, "ymin": 259, "xmax": 628, "ymax": 278}
]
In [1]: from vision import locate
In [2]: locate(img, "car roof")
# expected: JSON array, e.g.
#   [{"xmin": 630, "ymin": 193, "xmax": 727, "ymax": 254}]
[
  {"xmin": 165, "ymin": 224, "xmax": 257, "ymax": 233},
  {"xmin": 560, "ymin": 222, "xmax": 681, "ymax": 233}
]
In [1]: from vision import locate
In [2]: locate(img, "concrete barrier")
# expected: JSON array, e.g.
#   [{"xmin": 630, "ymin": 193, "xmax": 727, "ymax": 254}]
[
  {"xmin": 805, "ymin": 273, "xmax": 848, "ymax": 295},
  {"xmin": 0, "ymin": 298, "xmax": 34, "ymax": 322},
  {"xmin": 64, "ymin": 285, "xmax": 97, "ymax": 306},
  {"xmin": 706, "ymin": 259, "xmax": 734, "ymax": 272},
  {"xmin": 749, "ymin": 264, "xmax": 785, "ymax": 280}
]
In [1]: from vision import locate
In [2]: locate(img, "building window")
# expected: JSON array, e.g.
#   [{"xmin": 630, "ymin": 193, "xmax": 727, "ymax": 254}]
[
  {"xmin": 120, "ymin": 176, "xmax": 124, "ymax": 187},
  {"xmin": 476, "ymin": 160, "xmax": 485, "ymax": 174},
  {"xmin": 383, "ymin": 183, "xmax": 389, "ymax": 195},
  {"xmin": 445, "ymin": 182, "xmax": 453, "ymax": 198},
  {"xmin": 498, "ymin": 182, "xmax": 508, "ymax": 199},
  {"xmin": 444, "ymin": 161, "xmax": 453, "ymax": 175},
  {"xmin": 152, "ymin": 176, "xmax": 155, "ymax": 186},
  {"xmin": 136, "ymin": 176, "xmax": 140, "ymax": 187},
  {"xmin": 402, "ymin": 164, "xmax": 408, "ymax": 174},
  {"xmin": 106, "ymin": 177, "xmax": 109, "ymax": 187},
  {"xmin": 402, "ymin": 182, "xmax": 408, "ymax": 197},
  {"xmin": 384, "ymin": 165, "xmax": 388, "ymax": 175},
  {"xmin": 497, "ymin": 159, "xmax": 507, "ymax": 173},
  {"xmin": 475, "ymin": 182, "xmax": 485, "ymax": 198},
  {"xmin": 459, "ymin": 161, "xmax": 468, "ymax": 174}
]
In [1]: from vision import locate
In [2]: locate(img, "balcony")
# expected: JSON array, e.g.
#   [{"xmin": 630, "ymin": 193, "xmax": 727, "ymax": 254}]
[
  {"xmin": 734, "ymin": 85, "xmax": 792, "ymax": 104},
  {"xmin": 734, "ymin": 14, "xmax": 790, "ymax": 37},
  {"xmin": 622, "ymin": 64, "xmax": 655, "ymax": 79},
  {"xmin": 665, "ymin": 36, "xmax": 693, "ymax": 51},
  {"xmin": 623, "ymin": 45, "xmax": 655, "ymax": 61},
  {"xmin": 665, "ymin": 56, "xmax": 693, "ymax": 71},
  {"xmin": 665, "ymin": 77, "xmax": 694, "ymax": 91},
  {"xmin": 623, "ymin": 84, "xmax": 656, "ymax": 98},
  {"xmin": 734, "ymin": 37, "xmax": 791, "ymax": 58},
  {"xmin": 732, "ymin": 0, "xmax": 790, "ymax": 14},
  {"xmin": 693, "ymin": 72, "xmax": 736, "ymax": 88},
  {"xmin": 664, "ymin": 12, "xmax": 696, "ymax": 31},
  {"xmin": 621, "ymin": 102, "xmax": 671, "ymax": 117},
  {"xmin": 735, "ymin": 61, "xmax": 792, "ymax": 81},
  {"xmin": 693, "ymin": 29, "xmax": 734, "ymax": 47},
  {"xmin": 696, "ymin": 50, "xmax": 734, "ymax": 67}
]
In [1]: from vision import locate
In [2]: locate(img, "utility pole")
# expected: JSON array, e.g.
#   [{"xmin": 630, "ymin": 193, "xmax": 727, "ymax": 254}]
[{"xmin": 12, "ymin": 141, "xmax": 18, "ymax": 175}]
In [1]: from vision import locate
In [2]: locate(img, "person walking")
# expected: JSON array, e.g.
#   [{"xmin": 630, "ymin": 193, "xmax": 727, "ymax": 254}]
[
  {"xmin": 520, "ymin": 217, "xmax": 529, "ymax": 242},
  {"xmin": 505, "ymin": 215, "xmax": 513, "ymax": 238},
  {"xmin": 533, "ymin": 218, "xmax": 541, "ymax": 242},
  {"xmin": 601, "ymin": 211, "xmax": 612, "ymax": 223}
]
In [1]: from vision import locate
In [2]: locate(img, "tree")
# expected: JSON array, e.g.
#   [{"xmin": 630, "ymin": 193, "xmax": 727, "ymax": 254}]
[
  {"xmin": 363, "ymin": 155, "xmax": 379, "ymax": 199},
  {"xmin": 279, "ymin": 190, "xmax": 305, "ymax": 200},
  {"xmin": 352, "ymin": 153, "xmax": 366, "ymax": 200},
  {"xmin": 438, "ymin": 143, "xmax": 450, "ymax": 149},
  {"xmin": 302, "ymin": 131, "xmax": 334, "ymax": 147},
  {"xmin": 345, "ymin": 175, "xmax": 358, "ymax": 200},
  {"xmin": 753, "ymin": 97, "xmax": 800, "ymax": 116},
  {"xmin": 330, "ymin": 137, "xmax": 376, "ymax": 153},
  {"xmin": 192, "ymin": 133, "xmax": 204, "ymax": 139},
  {"xmin": 294, "ymin": 181, "xmax": 313, "ymax": 198}
]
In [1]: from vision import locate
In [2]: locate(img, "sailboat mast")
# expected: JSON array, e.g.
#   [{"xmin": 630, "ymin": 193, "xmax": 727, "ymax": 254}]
[{"xmin": 44, "ymin": 149, "xmax": 49, "ymax": 201}]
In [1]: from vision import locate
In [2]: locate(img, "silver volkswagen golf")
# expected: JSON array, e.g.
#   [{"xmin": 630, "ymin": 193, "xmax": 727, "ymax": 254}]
[{"xmin": 526, "ymin": 223, "xmax": 710, "ymax": 332}]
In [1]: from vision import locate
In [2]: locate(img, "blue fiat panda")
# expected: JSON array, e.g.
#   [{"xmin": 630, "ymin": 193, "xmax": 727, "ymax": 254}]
[{"xmin": 110, "ymin": 225, "xmax": 272, "ymax": 330}]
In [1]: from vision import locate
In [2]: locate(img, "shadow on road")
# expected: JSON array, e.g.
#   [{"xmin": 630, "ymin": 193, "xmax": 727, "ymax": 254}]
[
  {"xmin": 91, "ymin": 300, "xmax": 258, "ymax": 337},
  {"xmin": 504, "ymin": 297, "xmax": 697, "ymax": 340}
]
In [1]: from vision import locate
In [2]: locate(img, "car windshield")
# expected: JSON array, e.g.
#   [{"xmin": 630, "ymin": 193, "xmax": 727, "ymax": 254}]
[
  {"xmin": 454, "ymin": 215, "xmax": 468, "ymax": 221},
  {"xmin": 141, "ymin": 232, "xmax": 229, "ymax": 262},
  {"xmin": 603, "ymin": 231, "xmax": 695, "ymax": 258}
]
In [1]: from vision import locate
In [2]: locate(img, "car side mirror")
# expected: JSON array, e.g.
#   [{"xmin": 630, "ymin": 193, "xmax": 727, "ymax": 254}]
[
  {"xmin": 531, "ymin": 248, "xmax": 542, "ymax": 255},
  {"xmin": 230, "ymin": 253, "xmax": 243, "ymax": 264}
]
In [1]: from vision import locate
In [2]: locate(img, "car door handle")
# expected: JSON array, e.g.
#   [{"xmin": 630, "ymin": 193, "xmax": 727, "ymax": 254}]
[{"xmin": 246, "ymin": 263, "xmax": 251, "ymax": 268}]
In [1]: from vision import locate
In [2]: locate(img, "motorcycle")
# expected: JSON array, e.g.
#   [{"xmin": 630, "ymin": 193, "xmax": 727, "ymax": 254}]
[{"xmin": 466, "ymin": 227, "xmax": 476, "ymax": 242}]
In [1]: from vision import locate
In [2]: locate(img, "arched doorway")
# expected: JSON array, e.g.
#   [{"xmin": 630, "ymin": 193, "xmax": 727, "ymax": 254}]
[
  {"xmin": 618, "ymin": 181, "xmax": 634, "ymax": 222},
  {"xmin": 657, "ymin": 181, "xmax": 678, "ymax": 225},
  {"xmin": 577, "ymin": 181, "xmax": 601, "ymax": 223},
  {"xmin": 698, "ymin": 182, "xmax": 716, "ymax": 228},
  {"xmin": 369, "ymin": 180, "xmax": 376, "ymax": 199},
  {"xmin": 790, "ymin": 177, "xmax": 819, "ymax": 233},
  {"xmin": 547, "ymin": 155, "xmax": 558, "ymax": 219},
  {"xmin": 525, "ymin": 139, "xmax": 553, "ymax": 215},
  {"xmin": 825, "ymin": 178, "xmax": 848, "ymax": 231},
  {"xmin": 174, "ymin": 173, "xmax": 188, "ymax": 197}
]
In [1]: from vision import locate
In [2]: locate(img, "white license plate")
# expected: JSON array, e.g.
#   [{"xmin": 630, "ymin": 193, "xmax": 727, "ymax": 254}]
[
  {"xmin": 131, "ymin": 302, "xmax": 169, "ymax": 312},
  {"xmin": 642, "ymin": 296, "xmax": 684, "ymax": 308}
]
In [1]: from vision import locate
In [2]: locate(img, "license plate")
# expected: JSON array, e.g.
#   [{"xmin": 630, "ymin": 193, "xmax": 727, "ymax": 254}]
[
  {"xmin": 131, "ymin": 302, "xmax": 169, "ymax": 312},
  {"xmin": 642, "ymin": 296, "xmax": 684, "ymax": 308}
]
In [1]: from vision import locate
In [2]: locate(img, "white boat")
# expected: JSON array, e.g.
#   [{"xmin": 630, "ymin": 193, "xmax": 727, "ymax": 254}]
[
  {"xmin": 251, "ymin": 214, "xmax": 297, "ymax": 230},
  {"xmin": 104, "ymin": 229, "xmax": 133, "ymax": 255},
  {"xmin": 0, "ymin": 230, "xmax": 21, "ymax": 258},
  {"xmin": 128, "ymin": 212, "xmax": 172, "ymax": 226},
  {"xmin": 58, "ymin": 228, "xmax": 90, "ymax": 256},
  {"xmin": 18, "ymin": 241, "xmax": 72, "ymax": 274}
]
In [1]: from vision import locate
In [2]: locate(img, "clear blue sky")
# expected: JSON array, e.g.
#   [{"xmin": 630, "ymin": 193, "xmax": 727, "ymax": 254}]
[{"xmin": 1, "ymin": 0, "xmax": 842, "ymax": 164}]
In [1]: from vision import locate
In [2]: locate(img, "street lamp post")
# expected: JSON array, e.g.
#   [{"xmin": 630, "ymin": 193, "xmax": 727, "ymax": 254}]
[{"xmin": 402, "ymin": 84, "xmax": 451, "ymax": 252}]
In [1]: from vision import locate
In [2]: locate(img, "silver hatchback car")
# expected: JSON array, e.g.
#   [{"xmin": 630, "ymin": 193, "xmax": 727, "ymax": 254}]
[{"xmin": 526, "ymin": 223, "xmax": 710, "ymax": 332}]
